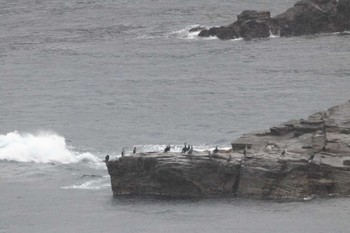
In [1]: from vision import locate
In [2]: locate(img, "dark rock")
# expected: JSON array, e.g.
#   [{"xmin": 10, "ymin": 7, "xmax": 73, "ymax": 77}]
[
  {"xmin": 197, "ymin": 10, "xmax": 270, "ymax": 40},
  {"xmin": 343, "ymin": 160, "xmax": 350, "ymax": 166},
  {"xmin": 236, "ymin": 10, "xmax": 271, "ymax": 24},
  {"xmin": 189, "ymin": 26, "xmax": 207, "ymax": 32},
  {"xmin": 198, "ymin": 26, "xmax": 238, "ymax": 40},
  {"xmin": 239, "ymin": 20, "xmax": 271, "ymax": 39},
  {"xmin": 270, "ymin": 124, "xmax": 294, "ymax": 136},
  {"xmin": 336, "ymin": 0, "xmax": 350, "ymax": 31},
  {"xmin": 275, "ymin": 0, "xmax": 338, "ymax": 37},
  {"xmin": 106, "ymin": 100, "xmax": 350, "ymax": 199},
  {"xmin": 196, "ymin": 0, "xmax": 350, "ymax": 40}
]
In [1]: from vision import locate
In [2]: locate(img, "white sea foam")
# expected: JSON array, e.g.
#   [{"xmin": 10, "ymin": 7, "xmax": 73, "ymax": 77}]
[
  {"xmin": 133, "ymin": 144, "xmax": 229, "ymax": 154},
  {"xmin": 61, "ymin": 176, "xmax": 111, "ymax": 190},
  {"xmin": 168, "ymin": 25, "xmax": 202, "ymax": 40},
  {"xmin": 0, "ymin": 131, "xmax": 99, "ymax": 164}
]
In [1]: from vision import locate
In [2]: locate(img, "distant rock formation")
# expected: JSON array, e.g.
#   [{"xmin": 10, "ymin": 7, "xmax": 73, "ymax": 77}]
[
  {"xmin": 106, "ymin": 100, "xmax": 350, "ymax": 200},
  {"xmin": 194, "ymin": 0, "xmax": 350, "ymax": 40}
]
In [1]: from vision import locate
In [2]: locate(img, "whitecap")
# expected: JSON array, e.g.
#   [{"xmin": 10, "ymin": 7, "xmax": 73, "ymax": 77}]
[{"xmin": 0, "ymin": 131, "xmax": 100, "ymax": 165}]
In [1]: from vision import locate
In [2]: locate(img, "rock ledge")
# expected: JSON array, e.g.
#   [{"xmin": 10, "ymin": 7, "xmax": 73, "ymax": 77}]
[{"xmin": 106, "ymin": 100, "xmax": 350, "ymax": 199}]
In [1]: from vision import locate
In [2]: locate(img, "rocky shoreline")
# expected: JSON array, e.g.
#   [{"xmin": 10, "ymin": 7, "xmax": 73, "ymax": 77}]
[
  {"xmin": 191, "ymin": 0, "xmax": 350, "ymax": 40},
  {"xmin": 106, "ymin": 100, "xmax": 350, "ymax": 200}
]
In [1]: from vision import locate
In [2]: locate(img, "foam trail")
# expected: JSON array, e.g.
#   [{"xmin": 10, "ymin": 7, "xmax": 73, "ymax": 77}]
[
  {"xmin": 168, "ymin": 24, "xmax": 214, "ymax": 40},
  {"xmin": 0, "ymin": 131, "xmax": 99, "ymax": 164},
  {"xmin": 61, "ymin": 176, "xmax": 111, "ymax": 190}
]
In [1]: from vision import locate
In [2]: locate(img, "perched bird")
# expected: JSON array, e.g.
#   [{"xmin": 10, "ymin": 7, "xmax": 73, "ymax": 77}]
[
  {"xmin": 213, "ymin": 146, "xmax": 219, "ymax": 154},
  {"xmin": 105, "ymin": 154, "xmax": 109, "ymax": 162},
  {"xmin": 164, "ymin": 144, "xmax": 171, "ymax": 153},
  {"xmin": 208, "ymin": 151, "xmax": 212, "ymax": 160},
  {"xmin": 121, "ymin": 148, "xmax": 125, "ymax": 157},
  {"xmin": 133, "ymin": 147, "xmax": 137, "ymax": 154},
  {"xmin": 281, "ymin": 149, "xmax": 287, "ymax": 157},
  {"xmin": 308, "ymin": 154, "xmax": 315, "ymax": 163},
  {"xmin": 188, "ymin": 145, "xmax": 193, "ymax": 155},
  {"xmin": 243, "ymin": 146, "xmax": 247, "ymax": 157},
  {"xmin": 182, "ymin": 142, "xmax": 187, "ymax": 153},
  {"xmin": 227, "ymin": 154, "xmax": 232, "ymax": 162}
]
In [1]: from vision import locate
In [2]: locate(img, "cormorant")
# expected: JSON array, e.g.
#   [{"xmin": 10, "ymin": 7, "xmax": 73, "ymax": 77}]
[
  {"xmin": 227, "ymin": 154, "xmax": 232, "ymax": 162},
  {"xmin": 133, "ymin": 147, "xmax": 137, "ymax": 154},
  {"xmin": 164, "ymin": 144, "xmax": 170, "ymax": 153},
  {"xmin": 121, "ymin": 148, "xmax": 125, "ymax": 157},
  {"xmin": 308, "ymin": 154, "xmax": 315, "ymax": 163},
  {"xmin": 182, "ymin": 142, "xmax": 187, "ymax": 153},
  {"xmin": 208, "ymin": 151, "xmax": 212, "ymax": 160},
  {"xmin": 105, "ymin": 154, "xmax": 109, "ymax": 162},
  {"xmin": 281, "ymin": 149, "xmax": 287, "ymax": 157},
  {"xmin": 213, "ymin": 146, "xmax": 219, "ymax": 154},
  {"xmin": 188, "ymin": 145, "xmax": 193, "ymax": 155}
]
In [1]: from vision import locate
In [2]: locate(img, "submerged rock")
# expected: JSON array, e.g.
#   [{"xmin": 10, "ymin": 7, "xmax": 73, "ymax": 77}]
[
  {"xmin": 106, "ymin": 100, "xmax": 350, "ymax": 199},
  {"xmin": 193, "ymin": 0, "xmax": 350, "ymax": 40}
]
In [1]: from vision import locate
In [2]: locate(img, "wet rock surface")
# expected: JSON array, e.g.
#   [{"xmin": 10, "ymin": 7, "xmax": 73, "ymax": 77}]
[
  {"xmin": 193, "ymin": 0, "xmax": 350, "ymax": 40},
  {"xmin": 106, "ymin": 100, "xmax": 350, "ymax": 199}
]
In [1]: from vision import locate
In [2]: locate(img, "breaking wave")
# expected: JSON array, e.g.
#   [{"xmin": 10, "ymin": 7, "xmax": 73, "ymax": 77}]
[{"xmin": 0, "ymin": 131, "xmax": 99, "ymax": 164}]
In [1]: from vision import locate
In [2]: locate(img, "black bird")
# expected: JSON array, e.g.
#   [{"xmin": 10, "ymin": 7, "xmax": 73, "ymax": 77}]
[
  {"xmin": 121, "ymin": 148, "xmax": 125, "ymax": 157},
  {"xmin": 213, "ymin": 146, "xmax": 219, "ymax": 154},
  {"xmin": 243, "ymin": 146, "xmax": 247, "ymax": 157},
  {"xmin": 105, "ymin": 154, "xmax": 109, "ymax": 162},
  {"xmin": 182, "ymin": 142, "xmax": 187, "ymax": 153},
  {"xmin": 281, "ymin": 149, "xmax": 287, "ymax": 157},
  {"xmin": 133, "ymin": 147, "xmax": 137, "ymax": 154},
  {"xmin": 208, "ymin": 151, "xmax": 212, "ymax": 160},
  {"xmin": 188, "ymin": 145, "xmax": 193, "ymax": 155},
  {"xmin": 164, "ymin": 144, "xmax": 171, "ymax": 153},
  {"xmin": 308, "ymin": 154, "xmax": 315, "ymax": 163},
  {"xmin": 227, "ymin": 154, "xmax": 232, "ymax": 162}
]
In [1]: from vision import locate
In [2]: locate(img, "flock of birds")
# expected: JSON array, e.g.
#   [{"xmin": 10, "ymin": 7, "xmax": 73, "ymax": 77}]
[{"xmin": 105, "ymin": 143, "xmax": 316, "ymax": 164}]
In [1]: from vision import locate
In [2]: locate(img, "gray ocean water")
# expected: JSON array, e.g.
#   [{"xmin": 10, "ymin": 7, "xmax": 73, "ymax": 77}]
[{"xmin": 1, "ymin": 0, "xmax": 350, "ymax": 232}]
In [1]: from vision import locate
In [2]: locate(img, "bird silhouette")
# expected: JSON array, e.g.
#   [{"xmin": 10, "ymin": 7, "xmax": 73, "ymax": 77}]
[
  {"xmin": 213, "ymin": 146, "xmax": 219, "ymax": 154},
  {"xmin": 188, "ymin": 145, "xmax": 193, "ymax": 155},
  {"xmin": 121, "ymin": 148, "xmax": 125, "ymax": 157},
  {"xmin": 164, "ymin": 144, "xmax": 170, "ymax": 153}
]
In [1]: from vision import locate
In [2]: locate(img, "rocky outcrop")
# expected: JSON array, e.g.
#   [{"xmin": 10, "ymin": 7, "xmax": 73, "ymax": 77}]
[
  {"xmin": 194, "ymin": 0, "xmax": 350, "ymax": 40},
  {"xmin": 106, "ymin": 100, "xmax": 350, "ymax": 199}
]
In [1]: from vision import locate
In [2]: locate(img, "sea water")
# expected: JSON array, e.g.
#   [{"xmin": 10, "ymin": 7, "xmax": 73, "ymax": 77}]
[{"xmin": 1, "ymin": 0, "xmax": 350, "ymax": 232}]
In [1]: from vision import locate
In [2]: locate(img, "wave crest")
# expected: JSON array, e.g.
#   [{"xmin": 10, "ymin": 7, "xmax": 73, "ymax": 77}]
[{"xmin": 0, "ymin": 131, "xmax": 98, "ymax": 164}]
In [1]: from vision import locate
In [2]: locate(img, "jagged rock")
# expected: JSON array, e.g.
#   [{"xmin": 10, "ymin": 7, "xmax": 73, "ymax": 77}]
[
  {"xmin": 195, "ymin": 0, "xmax": 350, "ymax": 40},
  {"xmin": 239, "ymin": 20, "xmax": 271, "ymax": 39},
  {"xmin": 275, "ymin": 0, "xmax": 339, "ymax": 37},
  {"xmin": 337, "ymin": 0, "xmax": 350, "ymax": 31},
  {"xmin": 237, "ymin": 10, "xmax": 271, "ymax": 24},
  {"xmin": 197, "ymin": 26, "xmax": 239, "ymax": 40},
  {"xmin": 106, "ymin": 100, "xmax": 350, "ymax": 199},
  {"xmin": 189, "ymin": 26, "xmax": 206, "ymax": 32},
  {"xmin": 196, "ymin": 10, "xmax": 271, "ymax": 40}
]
